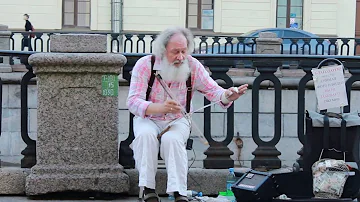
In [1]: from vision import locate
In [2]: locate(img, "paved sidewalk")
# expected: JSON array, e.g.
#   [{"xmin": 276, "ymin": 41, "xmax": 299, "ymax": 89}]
[
  {"xmin": 0, "ymin": 197, "xmax": 171, "ymax": 202},
  {"xmin": 0, "ymin": 196, "xmax": 357, "ymax": 202}
]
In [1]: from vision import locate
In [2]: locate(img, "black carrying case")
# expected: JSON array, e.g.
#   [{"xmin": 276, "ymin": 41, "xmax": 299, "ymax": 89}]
[{"xmin": 231, "ymin": 170, "xmax": 278, "ymax": 202}]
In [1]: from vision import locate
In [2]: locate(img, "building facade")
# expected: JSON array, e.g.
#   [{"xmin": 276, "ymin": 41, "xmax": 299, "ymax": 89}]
[{"xmin": 0, "ymin": 0, "xmax": 358, "ymax": 37}]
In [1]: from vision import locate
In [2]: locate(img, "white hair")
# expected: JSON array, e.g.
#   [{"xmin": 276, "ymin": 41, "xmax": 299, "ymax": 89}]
[{"xmin": 152, "ymin": 27, "xmax": 195, "ymax": 58}]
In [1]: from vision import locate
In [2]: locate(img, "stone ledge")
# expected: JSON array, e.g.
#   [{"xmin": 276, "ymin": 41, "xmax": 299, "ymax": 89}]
[
  {"xmin": 29, "ymin": 53, "xmax": 127, "ymax": 70},
  {"xmin": 0, "ymin": 167, "xmax": 295, "ymax": 196},
  {"xmin": 124, "ymin": 168, "xmax": 252, "ymax": 196},
  {"xmin": 0, "ymin": 167, "xmax": 30, "ymax": 195}
]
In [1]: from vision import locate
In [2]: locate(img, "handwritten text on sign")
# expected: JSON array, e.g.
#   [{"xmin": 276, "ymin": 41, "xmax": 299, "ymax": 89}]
[
  {"xmin": 102, "ymin": 75, "xmax": 118, "ymax": 97},
  {"xmin": 311, "ymin": 65, "xmax": 348, "ymax": 110}
]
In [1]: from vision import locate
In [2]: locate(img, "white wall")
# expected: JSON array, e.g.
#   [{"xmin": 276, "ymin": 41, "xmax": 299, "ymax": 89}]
[
  {"xmin": 90, "ymin": 0, "xmax": 112, "ymax": 31},
  {"xmin": 122, "ymin": 0, "xmax": 186, "ymax": 32},
  {"xmin": 0, "ymin": 0, "xmax": 357, "ymax": 36},
  {"xmin": 214, "ymin": 0, "xmax": 276, "ymax": 34},
  {"xmin": 0, "ymin": 0, "xmax": 62, "ymax": 30},
  {"xmin": 0, "ymin": 0, "xmax": 111, "ymax": 31},
  {"xmin": 305, "ymin": 0, "xmax": 338, "ymax": 35},
  {"xmin": 336, "ymin": 0, "xmax": 356, "ymax": 38},
  {"xmin": 303, "ymin": 0, "xmax": 356, "ymax": 37}
]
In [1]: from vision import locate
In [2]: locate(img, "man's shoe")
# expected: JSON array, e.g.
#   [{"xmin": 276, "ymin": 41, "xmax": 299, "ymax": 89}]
[
  {"xmin": 174, "ymin": 192, "xmax": 188, "ymax": 202},
  {"xmin": 143, "ymin": 187, "xmax": 160, "ymax": 202},
  {"xmin": 175, "ymin": 196, "xmax": 188, "ymax": 202},
  {"xmin": 143, "ymin": 192, "xmax": 161, "ymax": 202}
]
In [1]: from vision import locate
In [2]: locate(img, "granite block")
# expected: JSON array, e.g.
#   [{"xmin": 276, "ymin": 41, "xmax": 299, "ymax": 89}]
[
  {"xmin": 2, "ymin": 109, "xmax": 21, "ymax": 132},
  {"xmin": 9, "ymin": 132, "xmax": 25, "ymax": 156},
  {"xmin": 0, "ymin": 24, "xmax": 9, "ymax": 31},
  {"xmin": 119, "ymin": 110, "xmax": 130, "ymax": 142},
  {"xmin": 259, "ymin": 32, "xmax": 277, "ymax": 38},
  {"xmin": 234, "ymin": 113, "xmax": 282, "ymax": 138},
  {"xmin": 7, "ymin": 85, "xmax": 21, "ymax": 108},
  {"xmin": 28, "ymin": 109, "xmax": 37, "ymax": 132},
  {"xmin": 0, "ymin": 132, "xmax": 11, "ymax": 156},
  {"xmin": 0, "ymin": 167, "xmax": 30, "ymax": 195},
  {"xmin": 29, "ymin": 53, "xmax": 126, "ymax": 71},
  {"xmin": 281, "ymin": 90, "xmax": 298, "ymax": 113},
  {"xmin": 50, "ymin": 34, "xmax": 107, "ymax": 53},
  {"xmin": 256, "ymin": 32, "xmax": 282, "ymax": 54},
  {"xmin": 28, "ymin": 85, "xmax": 38, "ymax": 109},
  {"xmin": 25, "ymin": 38, "xmax": 129, "ymax": 195},
  {"xmin": 277, "ymin": 137, "xmax": 302, "ymax": 162},
  {"xmin": 191, "ymin": 112, "xmax": 226, "ymax": 139},
  {"xmin": 26, "ymin": 165, "xmax": 129, "ymax": 195},
  {"xmin": 283, "ymin": 114, "xmax": 299, "ymax": 137},
  {"xmin": 1, "ymin": 85, "xmax": 8, "ymax": 108},
  {"xmin": 118, "ymin": 86, "xmax": 129, "ymax": 109},
  {"xmin": 7, "ymin": 84, "xmax": 36, "ymax": 109}
]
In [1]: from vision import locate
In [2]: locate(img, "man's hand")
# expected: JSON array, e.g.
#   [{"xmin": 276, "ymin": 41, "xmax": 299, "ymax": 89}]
[
  {"xmin": 225, "ymin": 84, "xmax": 248, "ymax": 102},
  {"xmin": 145, "ymin": 99, "xmax": 182, "ymax": 116},
  {"xmin": 163, "ymin": 99, "xmax": 181, "ymax": 114}
]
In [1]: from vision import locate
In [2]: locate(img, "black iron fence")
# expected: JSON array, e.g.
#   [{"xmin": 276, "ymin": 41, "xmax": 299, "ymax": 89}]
[
  {"xmin": 1, "ymin": 50, "xmax": 360, "ymax": 170},
  {"xmin": 9, "ymin": 31, "xmax": 360, "ymax": 56}
]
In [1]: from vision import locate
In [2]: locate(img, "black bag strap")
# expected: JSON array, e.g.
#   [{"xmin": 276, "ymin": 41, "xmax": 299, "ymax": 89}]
[
  {"xmin": 340, "ymin": 118, "xmax": 347, "ymax": 152},
  {"xmin": 146, "ymin": 55, "xmax": 156, "ymax": 101},
  {"xmin": 186, "ymin": 75, "xmax": 192, "ymax": 113},
  {"xmin": 322, "ymin": 113, "xmax": 347, "ymax": 160},
  {"xmin": 323, "ymin": 114, "xmax": 330, "ymax": 150},
  {"xmin": 146, "ymin": 55, "xmax": 192, "ymax": 113}
]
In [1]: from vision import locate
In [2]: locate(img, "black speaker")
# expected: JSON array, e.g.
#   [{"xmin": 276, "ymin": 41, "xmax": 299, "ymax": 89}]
[{"xmin": 231, "ymin": 170, "xmax": 279, "ymax": 202}]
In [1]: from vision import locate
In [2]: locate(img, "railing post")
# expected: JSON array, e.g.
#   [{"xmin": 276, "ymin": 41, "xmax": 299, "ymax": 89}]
[
  {"xmin": 203, "ymin": 60, "xmax": 235, "ymax": 169},
  {"xmin": 252, "ymin": 33, "xmax": 283, "ymax": 170},
  {"xmin": 296, "ymin": 60, "xmax": 318, "ymax": 168},
  {"xmin": 0, "ymin": 24, "xmax": 12, "ymax": 72},
  {"xmin": 25, "ymin": 34, "xmax": 129, "ymax": 195},
  {"xmin": 20, "ymin": 60, "xmax": 36, "ymax": 168},
  {"xmin": 251, "ymin": 60, "xmax": 282, "ymax": 170}
]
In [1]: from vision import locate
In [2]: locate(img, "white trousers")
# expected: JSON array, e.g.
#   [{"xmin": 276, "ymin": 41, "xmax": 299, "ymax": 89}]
[{"xmin": 131, "ymin": 116, "xmax": 190, "ymax": 196}]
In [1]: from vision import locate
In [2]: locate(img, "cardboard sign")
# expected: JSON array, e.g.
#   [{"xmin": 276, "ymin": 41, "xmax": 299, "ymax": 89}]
[
  {"xmin": 311, "ymin": 65, "xmax": 348, "ymax": 110},
  {"xmin": 101, "ymin": 75, "xmax": 118, "ymax": 97}
]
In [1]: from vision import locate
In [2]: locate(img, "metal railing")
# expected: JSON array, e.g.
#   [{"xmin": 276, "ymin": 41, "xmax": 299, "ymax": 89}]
[
  {"xmin": 9, "ymin": 31, "xmax": 360, "ymax": 56},
  {"xmin": 1, "ymin": 50, "xmax": 360, "ymax": 170}
]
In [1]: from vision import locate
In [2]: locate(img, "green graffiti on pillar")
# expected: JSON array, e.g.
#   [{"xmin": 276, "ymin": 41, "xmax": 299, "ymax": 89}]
[{"xmin": 101, "ymin": 75, "xmax": 118, "ymax": 97}]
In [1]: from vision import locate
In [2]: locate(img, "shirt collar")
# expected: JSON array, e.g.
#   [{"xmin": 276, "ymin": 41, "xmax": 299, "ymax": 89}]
[{"xmin": 151, "ymin": 56, "xmax": 161, "ymax": 71}]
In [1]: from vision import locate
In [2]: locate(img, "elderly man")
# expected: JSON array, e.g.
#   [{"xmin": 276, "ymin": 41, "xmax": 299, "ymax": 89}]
[{"xmin": 127, "ymin": 27, "xmax": 248, "ymax": 202}]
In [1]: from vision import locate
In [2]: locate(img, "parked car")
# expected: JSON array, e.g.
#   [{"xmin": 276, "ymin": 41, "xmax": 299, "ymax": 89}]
[{"xmin": 197, "ymin": 28, "xmax": 337, "ymax": 55}]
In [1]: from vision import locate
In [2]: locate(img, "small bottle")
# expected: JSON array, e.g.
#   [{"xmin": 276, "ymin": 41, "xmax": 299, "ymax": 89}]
[
  {"xmin": 168, "ymin": 194, "xmax": 175, "ymax": 200},
  {"xmin": 186, "ymin": 190, "xmax": 202, "ymax": 198},
  {"xmin": 226, "ymin": 168, "xmax": 236, "ymax": 194}
]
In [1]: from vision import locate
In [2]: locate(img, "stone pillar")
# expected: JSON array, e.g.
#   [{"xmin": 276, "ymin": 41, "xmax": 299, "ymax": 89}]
[
  {"xmin": 0, "ymin": 24, "xmax": 12, "ymax": 72},
  {"xmin": 25, "ymin": 34, "xmax": 129, "ymax": 195},
  {"xmin": 255, "ymin": 32, "xmax": 283, "ymax": 77},
  {"xmin": 255, "ymin": 32, "xmax": 282, "ymax": 54}
]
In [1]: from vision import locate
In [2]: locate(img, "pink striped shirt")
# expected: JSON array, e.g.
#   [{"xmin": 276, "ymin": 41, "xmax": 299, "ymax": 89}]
[{"xmin": 126, "ymin": 55, "xmax": 232, "ymax": 120}]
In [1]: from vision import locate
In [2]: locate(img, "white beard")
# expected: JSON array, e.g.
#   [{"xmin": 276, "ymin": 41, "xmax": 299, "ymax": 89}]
[{"xmin": 159, "ymin": 58, "xmax": 191, "ymax": 83}]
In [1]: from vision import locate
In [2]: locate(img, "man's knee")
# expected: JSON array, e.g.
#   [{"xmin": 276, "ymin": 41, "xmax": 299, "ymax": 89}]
[
  {"xmin": 132, "ymin": 130, "xmax": 159, "ymax": 155},
  {"xmin": 161, "ymin": 131, "xmax": 185, "ymax": 146},
  {"xmin": 134, "ymin": 130, "xmax": 158, "ymax": 142}
]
